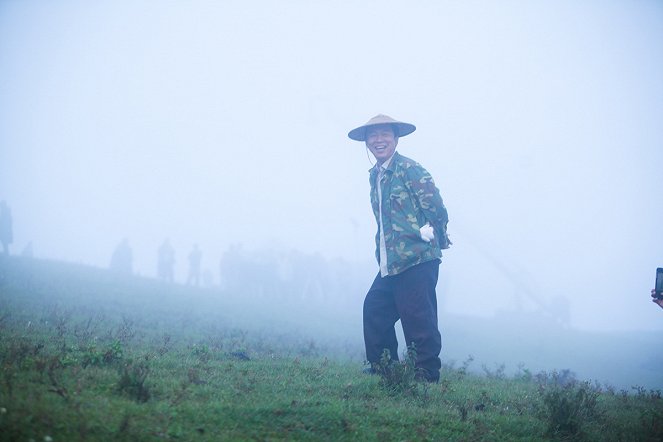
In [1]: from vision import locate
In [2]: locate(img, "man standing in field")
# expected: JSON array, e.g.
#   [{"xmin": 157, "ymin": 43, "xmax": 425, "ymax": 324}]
[{"xmin": 348, "ymin": 114, "xmax": 450, "ymax": 383}]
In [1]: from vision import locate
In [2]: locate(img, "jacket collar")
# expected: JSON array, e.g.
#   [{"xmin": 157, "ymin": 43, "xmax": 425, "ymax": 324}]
[{"xmin": 369, "ymin": 151, "xmax": 400, "ymax": 177}]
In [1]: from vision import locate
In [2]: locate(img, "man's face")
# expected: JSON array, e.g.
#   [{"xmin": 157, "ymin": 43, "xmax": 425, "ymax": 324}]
[{"xmin": 365, "ymin": 124, "xmax": 398, "ymax": 165}]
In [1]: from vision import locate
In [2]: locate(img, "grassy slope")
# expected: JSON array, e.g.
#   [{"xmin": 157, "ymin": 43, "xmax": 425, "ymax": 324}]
[{"xmin": 1, "ymin": 257, "xmax": 662, "ymax": 441}]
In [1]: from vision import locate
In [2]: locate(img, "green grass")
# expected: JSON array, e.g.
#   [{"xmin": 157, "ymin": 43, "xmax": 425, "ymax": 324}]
[{"xmin": 1, "ymin": 256, "xmax": 662, "ymax": 441}]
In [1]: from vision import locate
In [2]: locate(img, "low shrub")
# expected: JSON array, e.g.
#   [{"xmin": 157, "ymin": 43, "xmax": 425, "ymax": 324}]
[
  {"xmin": 117, "ymin": 357, "xmax": 151, "ymax": 402},
  {"xmin": 538, "ymin": 371, "xmax": 602, "ymax": 437},
  {"xmin": 375, "ymin": 344, "xmax": 419, "ymax": 394}
]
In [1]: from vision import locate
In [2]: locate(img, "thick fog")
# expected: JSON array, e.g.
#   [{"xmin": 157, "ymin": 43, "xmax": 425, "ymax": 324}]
[{"xmin": 1, "ymin": 0, "xmax": 662, "ymax": 334}]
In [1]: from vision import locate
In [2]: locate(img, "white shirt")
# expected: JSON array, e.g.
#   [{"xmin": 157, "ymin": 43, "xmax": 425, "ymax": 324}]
[{"xmin": 376, "ymin": 154, "xmax": 395, "ymax": 277}]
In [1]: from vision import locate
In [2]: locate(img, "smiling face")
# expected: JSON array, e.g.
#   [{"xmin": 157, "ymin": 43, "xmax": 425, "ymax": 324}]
[{"xmin": 365, "ymin": 124, "xmax": 398, "ymax": 165}]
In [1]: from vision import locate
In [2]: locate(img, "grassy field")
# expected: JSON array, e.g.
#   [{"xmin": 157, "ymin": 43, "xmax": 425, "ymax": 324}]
[{"xmin": 1, "ymin": 256, "xmax": 662, "ymax": 441}]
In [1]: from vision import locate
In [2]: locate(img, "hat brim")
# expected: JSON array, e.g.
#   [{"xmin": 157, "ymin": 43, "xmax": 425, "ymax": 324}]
[{"xmin": 348, "ymin": 121, "xmax": 416, "ymax": 141}]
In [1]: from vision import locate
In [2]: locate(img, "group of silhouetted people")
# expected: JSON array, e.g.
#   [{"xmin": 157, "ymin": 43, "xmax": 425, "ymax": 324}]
[{"xmin": 110, "ymin": 238, "xmax": 203, "ymax": 285}]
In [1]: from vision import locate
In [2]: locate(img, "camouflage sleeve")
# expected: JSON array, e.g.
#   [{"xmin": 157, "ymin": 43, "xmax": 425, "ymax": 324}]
[{"xmin": 405, "ymin": 163, "xmax": 449, "ymax": 248}]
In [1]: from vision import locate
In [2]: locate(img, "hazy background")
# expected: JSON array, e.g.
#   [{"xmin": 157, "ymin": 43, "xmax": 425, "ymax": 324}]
[{"xmin": 1, "ymin": 0, "xmax": 662, "ymax": 333}]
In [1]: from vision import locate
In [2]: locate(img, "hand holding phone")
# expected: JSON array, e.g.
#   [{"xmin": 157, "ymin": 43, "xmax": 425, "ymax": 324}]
[{"xmin": 654, "ymin": 268, "xmax": 663, "ymax": 301}]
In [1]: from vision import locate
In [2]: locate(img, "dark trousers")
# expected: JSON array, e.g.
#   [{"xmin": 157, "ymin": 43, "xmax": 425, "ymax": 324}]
[{"xmin": 363, "ymin": 259, "xmax": 442, "ymax": 380}]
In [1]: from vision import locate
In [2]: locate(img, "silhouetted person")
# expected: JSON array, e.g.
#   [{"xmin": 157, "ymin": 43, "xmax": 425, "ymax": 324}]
[
  {"xmin": 157, "ymin": 239, "xmax": 176, "ymax": 282},
  {"xmin": 202, "ymin": 269, "xmax": 214, "ymax": 287},
  {"xmin": 187, "ymin": 244, "xmax": 202, "ymax": 286},
  {"xmin": 110, "ymin": 238, "xmax": 133, "ymax": 275},
  {"xmin": 0, "ymin": 201, "xmax": 13, "ymax": 256},
  {"xmin": 219, "ymin": 244, "xmax": 243, "ymax": 290},
  {"xmin": 21, "ymin": 241, "xmax": 33, "ymax": 258}
]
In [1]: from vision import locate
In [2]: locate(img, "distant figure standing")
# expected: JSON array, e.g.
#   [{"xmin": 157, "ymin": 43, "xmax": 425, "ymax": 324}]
[
  {"xmin": 21, "ymin": 241, "xmax": 34, "ymax": 258},
  {"xmin": 110, "ymin": 238, "xmax": 133, "ymax": 275},
  {"xmin": 0, "ymin": 201, "xmax": 13, "ymax": 256},
  {"xmin": 201, "ymin": 269, "xmax": 214, "ymax": 287},
  {"xmin": 187, "ymin": 244, "xmax": 202, "ymax": 286},
  {"xmin": 157, "ymin": 239, "xmax": 176, "ymax": 282}
]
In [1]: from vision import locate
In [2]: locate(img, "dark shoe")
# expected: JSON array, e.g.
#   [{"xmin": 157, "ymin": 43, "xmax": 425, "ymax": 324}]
[{"xmin": 416, "ymin": 369, "xmax": 439, "ymax": 383}]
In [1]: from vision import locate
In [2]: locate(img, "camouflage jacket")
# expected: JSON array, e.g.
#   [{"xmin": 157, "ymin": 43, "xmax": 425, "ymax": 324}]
[{"xmin": 369, "ymin": 152, "xmax": 449, "ymax": 276}]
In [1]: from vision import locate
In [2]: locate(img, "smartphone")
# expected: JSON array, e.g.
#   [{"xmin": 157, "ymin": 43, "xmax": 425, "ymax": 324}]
[{"xmin": 655, "ymin": 268, "xmax": 663, "ymax": 300}]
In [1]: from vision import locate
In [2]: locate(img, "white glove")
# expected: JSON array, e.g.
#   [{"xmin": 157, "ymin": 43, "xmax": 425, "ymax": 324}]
[{"xmin": 419, "ymin": 223, "xmax": 435, "ymax": 242}]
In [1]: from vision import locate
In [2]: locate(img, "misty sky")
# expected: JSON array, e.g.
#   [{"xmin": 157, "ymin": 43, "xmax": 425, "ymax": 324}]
[{"xmin": 1, "ymin": 0, "xmax": 662, "ymax": 332}]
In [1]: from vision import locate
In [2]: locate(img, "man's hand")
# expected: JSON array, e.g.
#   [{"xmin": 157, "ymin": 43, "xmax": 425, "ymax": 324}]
[
  {"xmin": 419, "ymin": 223, "xmax": 434, "ymax": 242},
  {"xmin": 651, "ymin": 289, "xmax": 663, "ymax": 310}
]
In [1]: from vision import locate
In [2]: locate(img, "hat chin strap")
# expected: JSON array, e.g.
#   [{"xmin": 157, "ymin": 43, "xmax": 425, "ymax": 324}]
[{"xmin": 365, "ymin": 146, "xmax": 375, "ymax": 167}]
